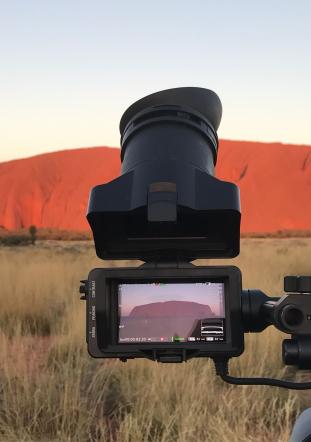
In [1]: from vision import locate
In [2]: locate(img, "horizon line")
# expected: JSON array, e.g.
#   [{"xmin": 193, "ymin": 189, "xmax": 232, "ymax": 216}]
[{"xmin": 2, "ymin": 138, "xmax": 311, "ymax": 165}]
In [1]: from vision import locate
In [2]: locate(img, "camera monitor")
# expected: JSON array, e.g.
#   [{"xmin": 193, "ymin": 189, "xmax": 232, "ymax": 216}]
[
  {"xmin": 86, "ymin": 265, "xmax": 244, "ymax": 362},
  {"xmin": 118, "ymin": 281, "xmax": 226, "ymax": 344}
]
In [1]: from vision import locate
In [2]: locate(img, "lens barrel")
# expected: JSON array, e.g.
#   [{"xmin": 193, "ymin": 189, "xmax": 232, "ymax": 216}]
[{"xmin": 120, "ymin": 87, "xmax": 222, "ymax": 176}]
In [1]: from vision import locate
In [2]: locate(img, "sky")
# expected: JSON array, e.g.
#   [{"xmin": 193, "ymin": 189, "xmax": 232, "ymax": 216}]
[{"xmin": 1, "ymin": 1, "xmax": 311, "ymax": 162}]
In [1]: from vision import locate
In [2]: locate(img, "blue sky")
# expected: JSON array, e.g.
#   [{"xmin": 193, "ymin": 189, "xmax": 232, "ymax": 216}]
[{"xmin": 1, "ymin": 1, "xmax": 311, "ymax": 161}]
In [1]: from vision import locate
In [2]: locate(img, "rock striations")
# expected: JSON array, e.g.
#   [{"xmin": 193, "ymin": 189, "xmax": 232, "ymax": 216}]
[{"xmin": 0, "ymin": 141, "xmax": 310, "ymax": 233}]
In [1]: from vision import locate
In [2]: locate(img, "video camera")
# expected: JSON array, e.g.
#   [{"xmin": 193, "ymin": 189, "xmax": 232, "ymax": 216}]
[{"xmin": 80, "ymin": 87, "xmax": 311, "ymax": 390}]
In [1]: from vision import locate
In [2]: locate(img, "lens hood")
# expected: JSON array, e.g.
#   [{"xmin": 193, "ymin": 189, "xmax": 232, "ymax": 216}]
[{"xmin": 87, "ymin": 87, "xmax": 240, "ymax": 261}]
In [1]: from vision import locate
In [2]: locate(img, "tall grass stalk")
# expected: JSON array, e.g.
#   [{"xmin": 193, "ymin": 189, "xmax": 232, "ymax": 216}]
[{"xmin": 0, "ymin": 238, "xmax": 310, "ymax": 441}]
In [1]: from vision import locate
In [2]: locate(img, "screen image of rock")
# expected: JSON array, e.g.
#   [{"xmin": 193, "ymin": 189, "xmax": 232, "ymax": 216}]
[{"xmin": 118, "ymin": 282, "xmax": 225, "ymax": 343}]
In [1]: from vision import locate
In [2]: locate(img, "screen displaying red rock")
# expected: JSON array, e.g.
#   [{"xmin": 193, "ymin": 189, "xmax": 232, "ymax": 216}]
[{"xmin": 118, "ymin": 282, "xmax": 226, "ymax": 343}]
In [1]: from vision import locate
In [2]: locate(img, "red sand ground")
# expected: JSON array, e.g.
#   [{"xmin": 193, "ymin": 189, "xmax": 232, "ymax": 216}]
[{"xmin": 0, "ymin": 141, "xmax": 310, "ymax": 234}]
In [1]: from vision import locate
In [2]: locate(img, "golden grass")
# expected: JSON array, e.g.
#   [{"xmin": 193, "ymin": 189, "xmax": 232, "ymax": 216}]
[{"xmin": 0, "ymin": 238, "xmax": 311, "ymax": 441}]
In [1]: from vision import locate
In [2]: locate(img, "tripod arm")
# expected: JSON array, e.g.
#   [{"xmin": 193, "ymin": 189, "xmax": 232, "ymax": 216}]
[
  {"xmin": 213, "ymin": 281, "xmax": 311, "ymax": 388},
  {"xmin": 241, "ymin": 287, "xmax": 311, "ymax": 369},
  {"xmin": 242, "ymin": 288, "xmax": 311, "ymax": 336},
  {"xmin": 241, "ymin": 289, "xmax": 280, "ymax": 333}
]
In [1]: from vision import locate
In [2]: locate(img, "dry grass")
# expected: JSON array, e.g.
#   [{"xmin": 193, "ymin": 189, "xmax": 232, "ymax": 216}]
[{"xmin": 0, "ymin": 238, "xmax": 311, "ymax": 441}]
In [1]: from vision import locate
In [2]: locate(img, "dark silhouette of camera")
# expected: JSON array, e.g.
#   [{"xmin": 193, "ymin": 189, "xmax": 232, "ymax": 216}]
[{"xmin": 80, "ymin": 88, "xmax": 311, "ymax": 394}]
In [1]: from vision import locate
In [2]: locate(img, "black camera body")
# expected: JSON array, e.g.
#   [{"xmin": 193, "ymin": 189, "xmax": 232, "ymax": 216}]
[
  {"xmin": 87, "ymin": 87, "xmax": 240, "ymax": 262},
  {"xmin": 82, "ymin": 265, "xmax": 244, "ymax": 362},
  {"xmin": 81, "ymin": 86, "xmax": 311, "ymax": 391},
  {"xmin": 83, "ymin": 87, "xmax": 244, "ymax": 364}
]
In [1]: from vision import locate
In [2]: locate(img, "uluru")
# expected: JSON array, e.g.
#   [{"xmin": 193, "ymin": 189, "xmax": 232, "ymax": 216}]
[
  {"xmin": 120, "ymin": 301, "xmax": 215, "ymax": 341},
  {"xmin": 0, "ymin": 140, "xmax": 310, "ymax": 234},
  {"xmin": 129, "ymin": 301, "xmax": 215, "ymax": 318}
]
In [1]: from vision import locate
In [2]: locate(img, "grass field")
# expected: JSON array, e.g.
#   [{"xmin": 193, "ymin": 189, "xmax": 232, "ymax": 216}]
[{"xmin": 0, "ymin": 238, "xmax": 311, "ymax": 441}]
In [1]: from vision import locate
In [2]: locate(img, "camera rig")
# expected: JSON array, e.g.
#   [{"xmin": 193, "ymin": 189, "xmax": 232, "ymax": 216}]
[{"xmin": 81, "ymin": 87, "xmax": 311, "ymax": 390}]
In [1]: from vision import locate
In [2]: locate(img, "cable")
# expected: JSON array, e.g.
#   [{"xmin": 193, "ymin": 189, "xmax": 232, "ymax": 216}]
[
  {"xmin": 220, "ymin": 373, "xmax": 311, "ymax": 390},
  {"xmin": 213, "ymin": 359, "xmax": 311, "ymax": 390}
]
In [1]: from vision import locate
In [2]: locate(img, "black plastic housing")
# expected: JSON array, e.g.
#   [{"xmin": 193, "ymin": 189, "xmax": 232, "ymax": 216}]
[
  {"xmin": 87, "ymin": 87, "xmax": 241, "ymax": 261},
  {"xmin": 85, "ymin": 265, "xmax": 244, "ymax": 362}
]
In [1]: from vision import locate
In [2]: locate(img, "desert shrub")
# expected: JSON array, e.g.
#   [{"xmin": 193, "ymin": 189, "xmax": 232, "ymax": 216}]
[
  {"xmin": 29, "ymin": 225, "xmax": 37, "ymax": 245},
  {"xmin": 0, "ymin": 235, "xmax": 31, "ymax": 246}
]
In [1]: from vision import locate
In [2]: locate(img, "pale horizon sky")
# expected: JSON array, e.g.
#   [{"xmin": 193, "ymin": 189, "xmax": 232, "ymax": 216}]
[{"xmin": 1, "ymin": 1, "xmax": 311, "ymax": 162}]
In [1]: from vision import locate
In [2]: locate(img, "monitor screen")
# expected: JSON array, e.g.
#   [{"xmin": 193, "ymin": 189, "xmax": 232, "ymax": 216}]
[{"xmin": 118, "ymin": 281, "xmax": 226, "ymax": 343}]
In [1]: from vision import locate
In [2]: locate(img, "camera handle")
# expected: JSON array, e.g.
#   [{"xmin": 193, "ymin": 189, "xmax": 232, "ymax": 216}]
[{"xmin": 214, "ymin": 276, "xmax": 311, "ymax": 389}]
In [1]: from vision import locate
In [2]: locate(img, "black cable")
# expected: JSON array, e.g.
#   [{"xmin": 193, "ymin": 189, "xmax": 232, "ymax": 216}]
[
  {"xmin": 220, "ymin": 373, "xmax": 311, "ymax": 390},
  {"xmin": 213, "ymin": 359, "xmax": 311, "ymax": 390}
]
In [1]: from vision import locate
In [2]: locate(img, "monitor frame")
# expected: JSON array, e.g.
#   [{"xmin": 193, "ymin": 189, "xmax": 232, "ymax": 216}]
[{"xmin": 86, "ymin": 265, "xmax": 244, "ymax": 362}]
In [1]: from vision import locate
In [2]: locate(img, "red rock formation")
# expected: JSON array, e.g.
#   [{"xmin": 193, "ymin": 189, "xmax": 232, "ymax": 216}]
[
  {"xmin": 129, "ymin": 301, "xmax": 215, "ymax": 318},
  {"xmin": 216, "ymin": 140, "xmax": 311, "ymax": 233},
  {"xmin": 0, "ymin": 147, "xmax": 120, "ymax": 230},
  {"xmin": 0, "ymin": 141, "xmax": 310, "ymax": 233}
]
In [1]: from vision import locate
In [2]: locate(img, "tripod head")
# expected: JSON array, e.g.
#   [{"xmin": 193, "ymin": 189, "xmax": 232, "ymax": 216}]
[{"xmin": 217, "ymin": 275, "xmax": 311, "ymax": 389}]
